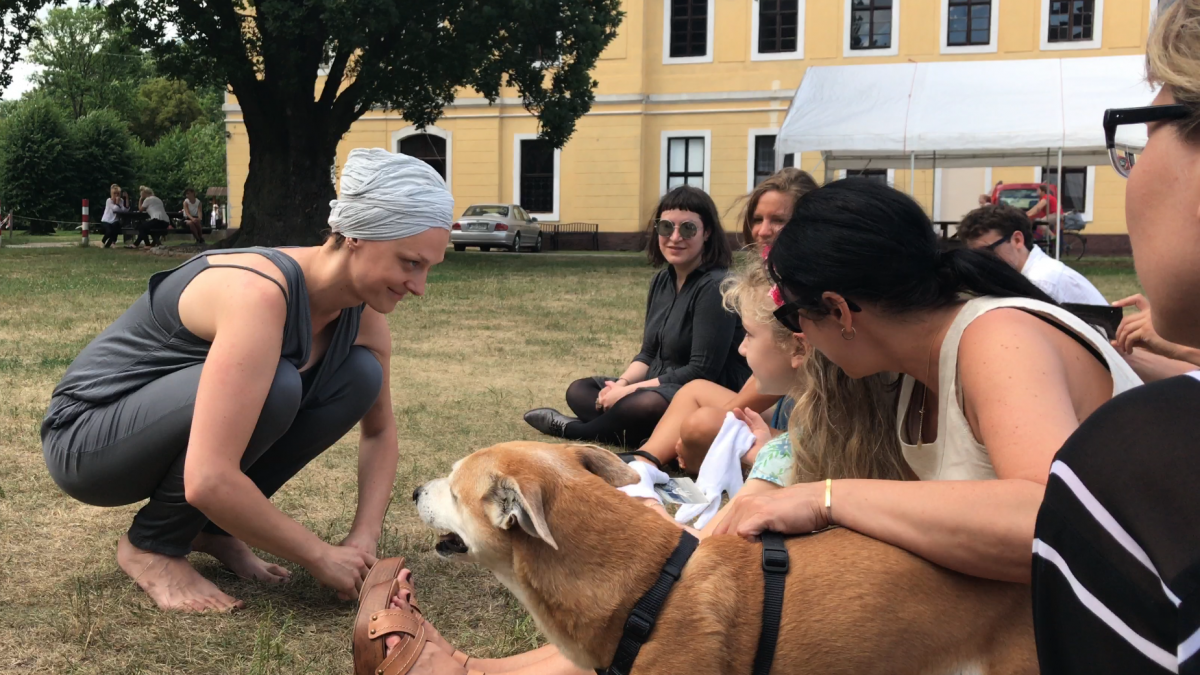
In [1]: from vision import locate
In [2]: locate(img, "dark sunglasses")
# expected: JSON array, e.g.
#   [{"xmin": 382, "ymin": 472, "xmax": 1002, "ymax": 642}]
[
  {"xmin": 982, "ymin": 232, "xmax": 1012, "ymax": 252},
  {"xmin": 1103, "ymin": 104, "xmax": 1191, "ymax": 178},
  {"xmin": 772, "ymin": 297, "xmax": 863, "ymax": 333},
  {"xmin": 654, "ymin": 218, "xmax": 700, "ymax": 239}
]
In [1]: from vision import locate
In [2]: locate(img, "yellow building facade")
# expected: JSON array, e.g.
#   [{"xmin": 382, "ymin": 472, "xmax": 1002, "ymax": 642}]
[{"xmin": 223, "ymin": 0, "xmax": 1160, "ymax": 250}]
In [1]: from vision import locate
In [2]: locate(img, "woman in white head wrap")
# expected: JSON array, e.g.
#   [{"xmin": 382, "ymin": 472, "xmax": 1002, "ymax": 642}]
[{"xmin": 41, "ymin": 148, "xmax": 453, "ymax": 612}]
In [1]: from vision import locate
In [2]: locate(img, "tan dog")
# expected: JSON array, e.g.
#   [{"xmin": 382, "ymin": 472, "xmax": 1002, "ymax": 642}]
[{"xmin": 414, "ymin": 441, "xmax": 1036, "ymax": 675}]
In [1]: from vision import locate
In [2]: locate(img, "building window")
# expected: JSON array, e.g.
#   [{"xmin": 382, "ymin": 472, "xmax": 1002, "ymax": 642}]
[
  {"xmin": 667, "ymin": 137, "xmax": 706, "ymax": 190},
  {"xmin": 752, "ymin": 135, "xmax": 777, "ymax": 187},
  {"xmin": 850, "ymin": 0, "xmax": 893, "ymax": 50},
  {"xmin": 846, "ymin": 169, "xmax": 889, "ymax": 185},
  {"xmin": 1048, "ymin": 0, "xmax": 1095, "ymax": 42},
  {"xmin": 948, "ymin": 0, "xmax": 991, "ymax": 46},
  {"xmin": 398, "ymin": 134, "xmax": 447, "ymax": 180},
  {"xmin": 669, "ymin": 0, "xmax": 709, "ymax": 58},
  {"xmin": 1039, "ymin": 166, "xmax": 1088, "ymax": 213},
  {"xmin": 758, "ymin": 0, "xmax": 800, "ymax": 53},
  {"xmin": 519, "ymin": 139, "xmax": 556, "ymax": 214}
]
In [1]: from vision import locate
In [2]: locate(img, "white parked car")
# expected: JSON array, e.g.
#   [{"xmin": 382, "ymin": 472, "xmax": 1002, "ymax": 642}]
[{"xmin": 450, "ymin": 204, "xmax": 543, "ymax": 253}]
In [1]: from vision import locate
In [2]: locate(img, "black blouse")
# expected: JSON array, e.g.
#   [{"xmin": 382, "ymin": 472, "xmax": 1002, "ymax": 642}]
[{"xmin": 633, "ymin": 265, "xmax": 750, "ymax": 394}]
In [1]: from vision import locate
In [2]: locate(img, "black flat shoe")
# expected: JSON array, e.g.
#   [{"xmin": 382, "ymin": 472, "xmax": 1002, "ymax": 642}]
[{"xmin": 523, "ymin": 408, "xmax": 578, "ymax": 437}]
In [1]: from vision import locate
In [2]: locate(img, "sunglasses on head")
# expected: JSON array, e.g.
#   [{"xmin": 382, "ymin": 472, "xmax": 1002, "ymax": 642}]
[
  {"xmin": 772, "ymin": 296, "xmax": 863, "ymax": 333},
  {"xmin": 1103, "ymin": 104, "xmax": 1191, "ymax": 178},
  {"xmin": 654, "ymin": 218, "xmax": 700, "ymax": 239}
]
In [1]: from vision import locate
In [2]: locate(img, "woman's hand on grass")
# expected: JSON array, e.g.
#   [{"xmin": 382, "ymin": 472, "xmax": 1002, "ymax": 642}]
[
  {"xmin": 311, "ymin": 543, "xmax": 376, "ymax": 600},
  {"xmin": 338, "ymin": 530, "xmax": 379, "ymax": 562}
]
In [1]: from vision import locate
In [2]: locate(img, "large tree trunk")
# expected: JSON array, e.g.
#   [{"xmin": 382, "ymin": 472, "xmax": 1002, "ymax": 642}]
[{"xmin": 226, "ymin": 119, "xmax": 339, "ymax": 247}]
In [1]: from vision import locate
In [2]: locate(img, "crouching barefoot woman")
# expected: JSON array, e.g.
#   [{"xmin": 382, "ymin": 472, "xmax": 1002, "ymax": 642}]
[{"xmin": 40, "ymin": 149, "xmax": 452, "ymax": 612}]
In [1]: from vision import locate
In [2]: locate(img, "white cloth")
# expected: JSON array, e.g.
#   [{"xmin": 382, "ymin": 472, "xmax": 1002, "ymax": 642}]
[
  {"xmin": 617, "ymin": 460, "xmax": 670, "ymax": 504},
  {"xmin": 897, "ymin": 296, "xmax": 1142, "ymax": 481},
  {"xmin": 142, "ymin": 196, "xmax": 168, "ymax": 222},
  {"xmin": 328, "ymin": 148, "xmax": 454, "ymax": 240},
  {"xmin": 675, "ymin": 412, "xmax": 758, "ymax": 528},
  {"xmin": 101, "ymin": 198, "xmax": 126, "ymax": 224},
  {"xmin": 1020, "ymin": 246, "xmax": 1108, "ymax": 305}
]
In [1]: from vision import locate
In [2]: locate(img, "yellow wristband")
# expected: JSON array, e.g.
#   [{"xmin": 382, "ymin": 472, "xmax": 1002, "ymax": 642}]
[{"xmin": 824, "ymin": 478, "xmax": 833, "ymax": 525}]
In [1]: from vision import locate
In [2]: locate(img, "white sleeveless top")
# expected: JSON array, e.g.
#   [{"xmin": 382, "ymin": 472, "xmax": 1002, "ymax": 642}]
[{"xmin": 896, "ymin": 296, "xmax": 1143, "ymax": 481}]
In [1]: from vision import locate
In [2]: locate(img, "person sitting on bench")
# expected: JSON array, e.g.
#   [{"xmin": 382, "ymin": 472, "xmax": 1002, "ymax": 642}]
[
  {"xmin": 182, "ymin": 188, "xmax": 204, "ymax": 245},
  {"xmin": 131, "ymin": 186, "xmax": 170, "ymax": 249}
]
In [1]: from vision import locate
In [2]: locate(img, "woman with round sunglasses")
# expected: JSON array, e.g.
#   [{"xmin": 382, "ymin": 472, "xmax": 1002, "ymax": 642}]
[
  {"xmin": 1032, "ymin": 4, "xmax": 1200, "ymax": 671},
  {"xmin": 632, "ymin": 168, "xmax": 818, "ymax": 471},
  {"xmin": 524, "ymin": 186, "xmax": 749, "ymax": 447},
  {"xmin": 714, "ymin": 178, "xmax": 1140, "ymax": 587}
]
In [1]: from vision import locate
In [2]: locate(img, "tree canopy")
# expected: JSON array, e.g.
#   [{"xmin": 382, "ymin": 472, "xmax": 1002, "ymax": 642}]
[
  {"xmin": 0, "ymin": 0, "xmax": 49, "ymax": 95},
  {"xmin": 106, "ymin": 0, "xmax": 624, "ymax": 244}
]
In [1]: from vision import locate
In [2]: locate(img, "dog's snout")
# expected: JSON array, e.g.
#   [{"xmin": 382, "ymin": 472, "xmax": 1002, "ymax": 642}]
[{"xmin": 412, "ymin": 485, "xmax": 424, "ymax": 502}]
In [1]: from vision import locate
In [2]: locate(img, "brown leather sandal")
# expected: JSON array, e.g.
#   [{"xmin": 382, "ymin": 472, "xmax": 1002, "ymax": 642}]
[{"xmin": 354, "ymin": 557, "xmax": 427, "ymax": 675}]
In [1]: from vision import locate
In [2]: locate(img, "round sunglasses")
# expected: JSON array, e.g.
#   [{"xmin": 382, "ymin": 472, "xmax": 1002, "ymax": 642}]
[{"xmin": 654, "ymin": 218, "xmax": 700, "ymax": 239}]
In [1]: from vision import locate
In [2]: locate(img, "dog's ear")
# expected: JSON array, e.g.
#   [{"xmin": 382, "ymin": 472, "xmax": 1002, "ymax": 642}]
[
  {"xmin": 485, "ymin": 475, "xmax": 558, "ymax": 550},
  {"xmin": 568, "ymin": 444, "xmax": 639, "ymax": 488}
]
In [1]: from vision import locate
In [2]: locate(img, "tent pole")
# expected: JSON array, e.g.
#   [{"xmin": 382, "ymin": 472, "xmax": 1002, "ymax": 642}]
[
  {"xmin": 931, "ymin": 152, "xmax": 937, "ymax": 219},
  {"xmin": 1055, "ymin": 149, "xmax": 1063, "ymax": 260},
  {"xmin": 823, "ymin": 152, "xmax": 834, "ymax": 185},
  {"xmin": 910, "ymin": 153, "xmax": 915, "ymax": 196}
]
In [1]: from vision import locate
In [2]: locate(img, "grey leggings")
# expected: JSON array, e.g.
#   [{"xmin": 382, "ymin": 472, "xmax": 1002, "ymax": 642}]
[{"xmin": 42, "ymin": 347, "xmax": 382, "ymax": 557}]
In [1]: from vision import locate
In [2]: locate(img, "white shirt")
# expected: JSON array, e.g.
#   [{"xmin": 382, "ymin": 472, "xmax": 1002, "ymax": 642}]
[
  {"xmin": 1020, "ymin": 245, "xmax": 1108, "ymax": 305},
  {"xmin": 101, "ymin": 198, "xmax": 127, "ymax": 223},
  {"xmin": 183, "ymin": 198, "xmax": 201, "ymax": 219},
  {"xmin": 142, "ymin": 196, "xmax": 169, "ymax": 222}
]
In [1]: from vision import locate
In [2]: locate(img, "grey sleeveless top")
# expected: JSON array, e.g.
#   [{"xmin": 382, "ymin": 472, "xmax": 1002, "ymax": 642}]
[{"xmin": 42, "ymin": 247, "xmax": 364, "ymax": 434}]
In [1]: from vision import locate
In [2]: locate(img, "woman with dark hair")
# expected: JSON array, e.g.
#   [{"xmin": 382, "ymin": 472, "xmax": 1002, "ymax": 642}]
[
  {"xmin": 524, "ymin": 185, "xmax": 749, "ymax": 447},
  {"xmin": 715, "ymin": 178, "xmax": 1140, "ymax": 584}
]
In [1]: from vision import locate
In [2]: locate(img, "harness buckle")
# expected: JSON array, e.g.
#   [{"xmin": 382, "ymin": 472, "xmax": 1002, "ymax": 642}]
[
  {"xmin": 761, "ymin": 546, "xmax": 790, "ymax": 574},
  {"xmin": 624, "ymin": 608, "xmax": 654, "ymax": 642}
]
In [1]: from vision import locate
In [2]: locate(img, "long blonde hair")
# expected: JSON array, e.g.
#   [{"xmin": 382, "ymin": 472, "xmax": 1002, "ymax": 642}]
[
  {"xmin": 786, "ymin": 353, "xmax": 907, "ymax": 485},
  {"xmin": 720, "ymin": 259, "xmax": 908, "ymax": 485},
  {"xmin": 1149, "ymin": 0, "xmax": 1200, "ymax": 141}
]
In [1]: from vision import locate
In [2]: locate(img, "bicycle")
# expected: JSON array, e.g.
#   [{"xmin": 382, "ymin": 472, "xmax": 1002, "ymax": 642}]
[{"xmin": 1031, "ymin": 214, "xmax": 1087, "ymax": 261}]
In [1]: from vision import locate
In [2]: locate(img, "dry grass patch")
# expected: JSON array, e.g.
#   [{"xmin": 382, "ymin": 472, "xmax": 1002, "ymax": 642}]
[{"xmin": 0, "ymin": 247, "xmax": 1139, "ymax": 673}]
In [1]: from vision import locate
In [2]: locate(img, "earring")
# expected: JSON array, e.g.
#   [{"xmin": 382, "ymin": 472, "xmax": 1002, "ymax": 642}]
[{"xmin": 841, "ymin": 327, "xmax": 856, "ymax": 341}]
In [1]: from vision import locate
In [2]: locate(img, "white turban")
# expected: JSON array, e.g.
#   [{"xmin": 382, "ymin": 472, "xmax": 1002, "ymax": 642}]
[{"xmin": 328, "ymin": 147, "xmax": 454, "ymax": 240}]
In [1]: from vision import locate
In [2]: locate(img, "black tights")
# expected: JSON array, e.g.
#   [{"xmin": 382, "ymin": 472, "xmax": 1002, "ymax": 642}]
[{"xmin": 561, "ymin": 376, "xmax": 669, "ymax": 448}]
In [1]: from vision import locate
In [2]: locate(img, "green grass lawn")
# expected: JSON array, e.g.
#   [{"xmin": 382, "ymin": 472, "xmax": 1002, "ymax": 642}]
[{"xmin": 0, "ymin": 246, "xmax": 1139, "ymax": 673}]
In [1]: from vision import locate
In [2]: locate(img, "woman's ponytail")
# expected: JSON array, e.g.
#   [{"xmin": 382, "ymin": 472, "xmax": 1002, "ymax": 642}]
[
  {"xmin": 936, "ymin": 247, "xmax": 1058, "ymax": 306},
  {"xmin": 769, "ymin": 179, "xmax": 1060, "ymax": 316}
]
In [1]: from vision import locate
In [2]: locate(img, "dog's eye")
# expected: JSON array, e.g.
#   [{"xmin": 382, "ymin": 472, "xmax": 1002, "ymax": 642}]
[{"xmin": 450, "ymin": 490, "xmax": 459, "ymax": 504}]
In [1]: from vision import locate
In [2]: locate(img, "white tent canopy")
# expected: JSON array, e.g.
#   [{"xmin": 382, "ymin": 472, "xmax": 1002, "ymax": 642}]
[{"xmin": 777, "ymin": 55, "xmax": 1157, "ymax": 170}]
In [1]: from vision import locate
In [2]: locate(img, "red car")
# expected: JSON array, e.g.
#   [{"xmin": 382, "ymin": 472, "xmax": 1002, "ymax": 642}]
[{"xmin": 989, "ymin": 182, "xmax": 1059, "ymax": 214}]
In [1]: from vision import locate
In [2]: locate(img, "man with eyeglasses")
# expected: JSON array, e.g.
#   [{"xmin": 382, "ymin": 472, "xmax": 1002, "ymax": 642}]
[{"xmin": 957, "ymin": 203, "xmax": 1106, "ymax": 305}]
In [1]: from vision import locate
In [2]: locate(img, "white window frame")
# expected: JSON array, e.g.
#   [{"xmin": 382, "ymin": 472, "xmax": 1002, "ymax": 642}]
[
  {"xmin": 513, "ymin": 133, "xmax": 561, "ymax": 221},
  {"xmin": 1034, "ymin": 165, "xmax": 1096, "ymax": 222},
  {"xmin": 663, "ymin": 0, "xmax": 716, "ymax": 64},
  {"xmin": 747, "ymin": 128, "xmax": 780, "ymax": 190},
  {"xmin": 392, "ymin": 125, "xmax": 452, "ymax": 190},
  {"xmin": 940, "ymin": 0, "xmax": 999, "ymax": 54},
  {"xmin": 661, "ymin": 130, "xmax": 712, "ymax": 195},
  {"xmin": 844, "ymin": 0, "xmax": 901, "ymax": 58},
  {"xmin": 1039, "ymin": 0, "xmax": 1103, "ymax": 51},
  {"xmin": 751, "ymin": 0, "xmax": 806, "ymax": 61}
]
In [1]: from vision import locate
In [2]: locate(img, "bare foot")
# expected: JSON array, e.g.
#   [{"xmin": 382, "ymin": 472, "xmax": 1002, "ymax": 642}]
[
  {"xmin": 117, "ymin": 534, "xmax": 244, "ymax": 612},
  {"xmin": 192, "ymin": 532, "xmax": 291, "ymax": 584},
  {"xmin": 382, "ymin": 590, "xmax": 466, "ymax": 675}
]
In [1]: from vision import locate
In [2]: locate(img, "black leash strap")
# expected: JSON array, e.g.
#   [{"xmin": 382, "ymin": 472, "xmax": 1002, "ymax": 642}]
[
  {"xmin": 601, "ymin": 530, "xmax": 700, "ymax": 675},
  {"xmin": 752, "ymin": 531, "xmax": 790, "ymax": 675}
]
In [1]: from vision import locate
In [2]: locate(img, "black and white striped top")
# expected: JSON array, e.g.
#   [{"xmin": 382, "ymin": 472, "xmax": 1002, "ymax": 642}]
[{"xmin": 1033, "ymin": 372, "xmax": 1200, "ymax": 674}]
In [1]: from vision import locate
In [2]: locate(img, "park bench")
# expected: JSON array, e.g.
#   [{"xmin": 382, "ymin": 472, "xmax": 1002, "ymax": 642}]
[
  {"xmin": 109, "ymin": 211, "xmax": 214, "ymax": 245},
  {"xmin": 546, "ymin": 222, "xmax": 599, "ymax": 251}
]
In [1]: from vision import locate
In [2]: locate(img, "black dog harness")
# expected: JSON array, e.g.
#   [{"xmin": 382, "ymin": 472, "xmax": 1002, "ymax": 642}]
[{"xmin": 599, "ymin": 531, "xmax": 790, "ymax": 675}]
